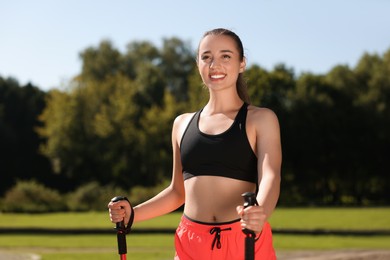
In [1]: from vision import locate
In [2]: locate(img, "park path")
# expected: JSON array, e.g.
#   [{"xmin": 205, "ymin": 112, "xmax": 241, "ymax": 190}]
[
  {"xmin": 277, "ymin": 249, "xmax": 390, "ymax": 260},
  {"xmin": 0, "ymin": 251, "xmax": 40, "ymax": 260}
]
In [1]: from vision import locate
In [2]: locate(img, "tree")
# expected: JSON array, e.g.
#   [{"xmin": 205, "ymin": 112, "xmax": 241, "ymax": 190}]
[
  {"xmin": 0, "ymin": 77, "xmax": 52, "ymax": 195},
  {"xmin": 38, "ymin": 39, "xmax": 186, "ymax": 190},
  {"xmin": 159, "ymin": 37, "xmax": 195, "ymax": 101},
  {"xmin": 79, "ymin": 40, "xmax": 122, "ymax": 81},
  {"xmin": 186, "ymin": 67, "xmax": 208, "ymax": 111},
  {"xmin": 33, "ymin": 37, "xmax": 390, "ymax": 205}
]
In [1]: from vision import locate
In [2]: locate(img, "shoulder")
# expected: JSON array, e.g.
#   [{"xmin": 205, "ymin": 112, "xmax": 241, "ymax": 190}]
[
  {"xmin": 246, "ymin": 105, "xmax": 280, "ymax": 134},
  {"xmin": 247, "ymin": 105, "xmax": 279, "ymax": 123},
  {"xmin": 173, "ymin": 112, "xmax": 196, "ymax": 128},
  {"xmin": 172, "ymin": 112, "xmax": 197, "ymax": 143}
]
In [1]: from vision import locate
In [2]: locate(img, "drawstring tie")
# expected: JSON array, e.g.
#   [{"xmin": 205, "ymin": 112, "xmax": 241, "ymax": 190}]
[{"xmin": 209, "ymin": 227, "xmax": 232, "ymax": 250}]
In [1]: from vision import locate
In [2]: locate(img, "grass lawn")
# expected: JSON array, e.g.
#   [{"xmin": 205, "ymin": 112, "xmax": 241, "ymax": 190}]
[
  {"xmin": 1, "ymin": 207, "xmax": 389, "ymax": 230},
  {"xmin": 0, "ymin": 233, "xmax": 388, "ymax": 260},
  {"xmin": 269, "ymin": 207, "xmax": 390, "ymax": 231},
  {"xmin": 0, "ymin": 208, "xmax": 389, "ymax": 259}
]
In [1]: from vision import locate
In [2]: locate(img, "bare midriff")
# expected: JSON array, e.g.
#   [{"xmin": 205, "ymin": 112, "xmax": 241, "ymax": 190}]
[{"xmin": 183, "ymin": 175, "xmax": 256, "ymax": 223}]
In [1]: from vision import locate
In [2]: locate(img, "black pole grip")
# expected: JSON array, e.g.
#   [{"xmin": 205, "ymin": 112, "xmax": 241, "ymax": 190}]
[
  {"xmin": 242, "ymin": 192, "xmax": 258, "ymax": 260},
  {"xmin": 242, "ymin": 192, "xmax": 257, "ymax": 208},
  {"xmin": 242, "ymin": 192, "xmax": 258, "ymax": 236},
  {"xmin": 111, "ymin": 196, "xmax": 127, "ymax": 256}
]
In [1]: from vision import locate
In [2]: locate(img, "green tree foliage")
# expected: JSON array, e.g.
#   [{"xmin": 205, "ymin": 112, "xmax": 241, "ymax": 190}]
[
  {"xmin": 34, "ymin": 43, "xmax": 390, "ymax": 205},
  {"xmin": 246, "ymin": 64, "xmax": 295, "ymax": 113},
  {"xmin": 159, "ymin": 37, "xmax": 195, "ymax": 101},
  {"xmin": 0, "ymin": 77, "xmax": 55, "ymax": 195},
  {"xmin": 281, "ymin": 48, "xmax": 390, "ymax": 205},
  {"xmin": 187, "ymin": 67, "xmax": 208, "ymax": 111},
  {"xmin": 1, "ymin": 37, "xmax": 389, "ymax": 207},
  {"xmin": 79, "ymin": 40, "xmax": 122, "ymax": 81},
  {"xmin": 37, "ymin": 88, "xmax": 93, "ymax": 187},
  {"xmin": 39, "ymin": 76, "xmax": 141, "ymax": 188},
  {"xmin": 284, "ymin": 73, "xmax": 345, "ymax": 204},
  {"xmin": 38, "ymin": 38, "xmax": 191, "ymax": 191}
]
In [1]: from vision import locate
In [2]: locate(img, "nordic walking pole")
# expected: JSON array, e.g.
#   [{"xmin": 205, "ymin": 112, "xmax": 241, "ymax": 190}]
[
  {"xmin": 111, "ymin": 196, "xmax": 130, "ymax": 260},
  {"xmin": 242, "ymin": 192, "xmax": 258, "ymax": 260}
]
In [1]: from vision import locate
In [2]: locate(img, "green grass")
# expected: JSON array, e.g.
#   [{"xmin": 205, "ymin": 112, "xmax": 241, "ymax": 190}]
[
  {"xmin": 0, "ymin": 234, "xmax": 173, "ymax": 248},
  {"xmin": 1, "ymin": 208, "xmax": 389, "ymax": 230},
  {"xmin": 273, "ymin": 234, "xmax": 390, "ymax": 249},
  {"xmin": 0, "ymin": 208, "xmax": 389, "ymax": 259},
  {"xmin": 0, "ymin": 211, "xmax": 181, "ymax": 229},
  {"xmin": 269, "ymin": 207, "xmax": 390, "ymax": 230},
  {"xmin": 0, "ymin": 234, "xmax": 176, "ymax": 259},
  {"xmin": 0, "ymin": 233, "xmax": 388, "ymax": 260}
]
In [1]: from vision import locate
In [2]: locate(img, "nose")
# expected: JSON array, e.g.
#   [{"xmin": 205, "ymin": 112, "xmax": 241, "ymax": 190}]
[{"xmin": 209, "ymin": 58, "xmax": 220, "ymax": 68}]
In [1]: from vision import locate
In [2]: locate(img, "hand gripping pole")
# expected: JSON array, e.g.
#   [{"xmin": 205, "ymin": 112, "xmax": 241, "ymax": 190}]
[{"xmin": 111, "ymin": 196, "xmax": 128, "ymax": 260}]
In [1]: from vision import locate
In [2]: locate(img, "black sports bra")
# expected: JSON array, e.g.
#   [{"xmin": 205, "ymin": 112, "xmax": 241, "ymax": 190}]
[{"xmin": 180, "ymin": 103, "xmax": 258, "ymax": 184}]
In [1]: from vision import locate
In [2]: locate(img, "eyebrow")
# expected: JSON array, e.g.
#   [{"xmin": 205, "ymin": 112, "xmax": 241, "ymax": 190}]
[{"xmin": 201, "ymin": 50, "xmax": 234, "ymax": 55}]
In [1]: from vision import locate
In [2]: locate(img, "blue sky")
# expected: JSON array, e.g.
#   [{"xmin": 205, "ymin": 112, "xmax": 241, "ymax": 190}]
[{"xmin": 1, "ymin": 0, "xmax": 390, "ymax": 91}]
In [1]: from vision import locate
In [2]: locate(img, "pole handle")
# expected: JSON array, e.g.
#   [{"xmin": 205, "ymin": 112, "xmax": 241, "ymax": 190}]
[
  {"xmin": 111, "ymin": 196, "xmax": 127, "ymax": 229},
  {"xmin": 242, "ymin": 192, "xmax": 257, "ymax": 260},
  {"xmin": 242, "ymin": 192, "xmax": 257, "ymax": 208},
  {"xmin": 241, "ymin": 192, "xmax": 258, "ymax": 236},
  {"xmin": 111, "ymin": 196, "xmax": 128, "ymax": 256}
]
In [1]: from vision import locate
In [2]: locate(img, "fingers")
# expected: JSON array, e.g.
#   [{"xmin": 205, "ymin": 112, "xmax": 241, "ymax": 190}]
[
  {"xmin": 107, "ymin": 200, "xmax": 132, "ymax": 225},
  {"xmin": 238, "ymin": 205, "xmax": 266, "ymax": 234},
  {"xmin": 236, "ymin": 205, "xmax": 244, "ymax": 216}
]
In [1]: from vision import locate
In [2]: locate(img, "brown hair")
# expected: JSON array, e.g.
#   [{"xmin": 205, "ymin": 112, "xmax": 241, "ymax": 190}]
[{"xmin": 198, "ymin": 28, "xmax": 250, "ymax": 103}]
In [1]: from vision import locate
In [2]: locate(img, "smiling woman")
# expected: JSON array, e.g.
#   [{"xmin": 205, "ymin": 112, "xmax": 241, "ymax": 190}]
[{"xmin": 108, "ymin": 28, "xmax": 282, "ymax": 260}]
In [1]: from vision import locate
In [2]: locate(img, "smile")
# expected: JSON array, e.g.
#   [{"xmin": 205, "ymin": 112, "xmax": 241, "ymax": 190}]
[{"xmin": 210, "ymin": 74, "xmax": 226, "ymax": 79}]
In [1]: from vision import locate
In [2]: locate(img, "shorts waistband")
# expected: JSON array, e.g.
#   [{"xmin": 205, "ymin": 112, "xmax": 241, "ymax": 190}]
[{"xmin": 180, "ymin": 214, "xmax": 241, "ymax": 234}]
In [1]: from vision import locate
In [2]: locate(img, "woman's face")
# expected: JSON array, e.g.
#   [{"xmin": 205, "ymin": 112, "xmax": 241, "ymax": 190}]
[{"xmin": 197, "ymin": 35, "xmax": 246, "ymax": 91}]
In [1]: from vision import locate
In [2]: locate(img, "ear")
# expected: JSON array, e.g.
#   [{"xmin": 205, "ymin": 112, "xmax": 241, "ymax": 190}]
[{"xmin": 239, "ymin": 57, "xmax": 246, "ymax": 73}]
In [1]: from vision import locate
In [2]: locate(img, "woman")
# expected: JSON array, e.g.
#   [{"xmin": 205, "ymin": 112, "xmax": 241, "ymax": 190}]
[{"xmin": 108, "ymin": 28, "xmax": 281, "ymax": 259}]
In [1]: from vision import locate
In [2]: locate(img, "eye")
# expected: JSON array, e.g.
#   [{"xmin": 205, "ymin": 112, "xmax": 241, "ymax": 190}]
[
  {"xmin": 201, "ymin": 55, "xmax": 212, "ymax": 63},
  {"xmin": 222, "ymin": 54, "xmax": 231, "ymax": 60}
]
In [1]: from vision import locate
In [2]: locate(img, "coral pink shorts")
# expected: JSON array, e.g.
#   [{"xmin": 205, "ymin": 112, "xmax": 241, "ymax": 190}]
[{"xmin": 174, "ymin": 214, "xmax": 276, "ymax": 260}]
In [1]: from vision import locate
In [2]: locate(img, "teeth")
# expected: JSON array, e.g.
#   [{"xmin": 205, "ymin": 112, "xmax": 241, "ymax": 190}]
[{"xmin": 211, "ymin": 74, "xmax": 225, "ymax": 79}]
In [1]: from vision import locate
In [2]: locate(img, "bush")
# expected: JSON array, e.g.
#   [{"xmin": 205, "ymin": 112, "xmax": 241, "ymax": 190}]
[
  {"xmin": 67, "ymin": 180, "xmax": 171, "ymax": 211},
  {"xmin": 66, "ymin": 181, "xmax": 127, "ymax": 211},
  {"xmin": 2, "ymin": 180, "xmax": 67, "ymax": 213},
  {"xmin": 0, "ymin": 180, "xmax": 171, "ymax": 213},
  {"xmin": 129, "ymin": 179, "xmax": 170, "ymax": 205}
]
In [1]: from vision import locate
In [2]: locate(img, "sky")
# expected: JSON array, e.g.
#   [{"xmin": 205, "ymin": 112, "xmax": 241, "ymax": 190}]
[{"xmin": 1, "ymin": 0, "xmax": 390, "ymax": 91}]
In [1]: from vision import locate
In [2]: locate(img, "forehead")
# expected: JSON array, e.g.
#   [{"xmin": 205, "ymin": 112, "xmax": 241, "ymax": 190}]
[{"xmin": 198, "ymin": 35, "xmax": 237, "ymax": 54}]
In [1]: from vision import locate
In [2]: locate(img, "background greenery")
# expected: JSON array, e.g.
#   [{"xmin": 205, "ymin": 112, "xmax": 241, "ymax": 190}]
[{"xmin": 1, "ymin": 37, "xmax": 389, "ymax": 209}]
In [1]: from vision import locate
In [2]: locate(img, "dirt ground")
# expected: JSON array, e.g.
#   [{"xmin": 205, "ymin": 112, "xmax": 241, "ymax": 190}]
[
  {"xmin": 1, "ymin": 249, "xmax": 390, "ymax": 259},
  {"xmin": 0, "ymin": 251, "xmax": 40, "ymax": 260},
  {"xmin": 276, "ymin": 249, "xmax": 390, "ymax": 260}
]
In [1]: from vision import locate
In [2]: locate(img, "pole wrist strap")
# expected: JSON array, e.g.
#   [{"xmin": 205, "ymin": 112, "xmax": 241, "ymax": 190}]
[{"xmin": 122, "ymin": 197, "xmax": 134, "ymax": 234}]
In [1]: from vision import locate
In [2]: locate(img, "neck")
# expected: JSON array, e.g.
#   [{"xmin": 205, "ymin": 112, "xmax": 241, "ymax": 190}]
[{"xmin": 204, "ymin": 95, "xmax": 243, "ymax": 115}]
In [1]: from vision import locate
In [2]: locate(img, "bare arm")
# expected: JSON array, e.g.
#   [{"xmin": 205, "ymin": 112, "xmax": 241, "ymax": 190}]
[
  {"xmin": 237, "ymin": 107, "xmax": 281, "ymax": 234},
  {"xmin": 108, "ymin": 115, "xmax": 186, "ymax": 225},
  {"xmin": 254, "ymin": 108, "xmax": 282, "ymax": 218}
]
